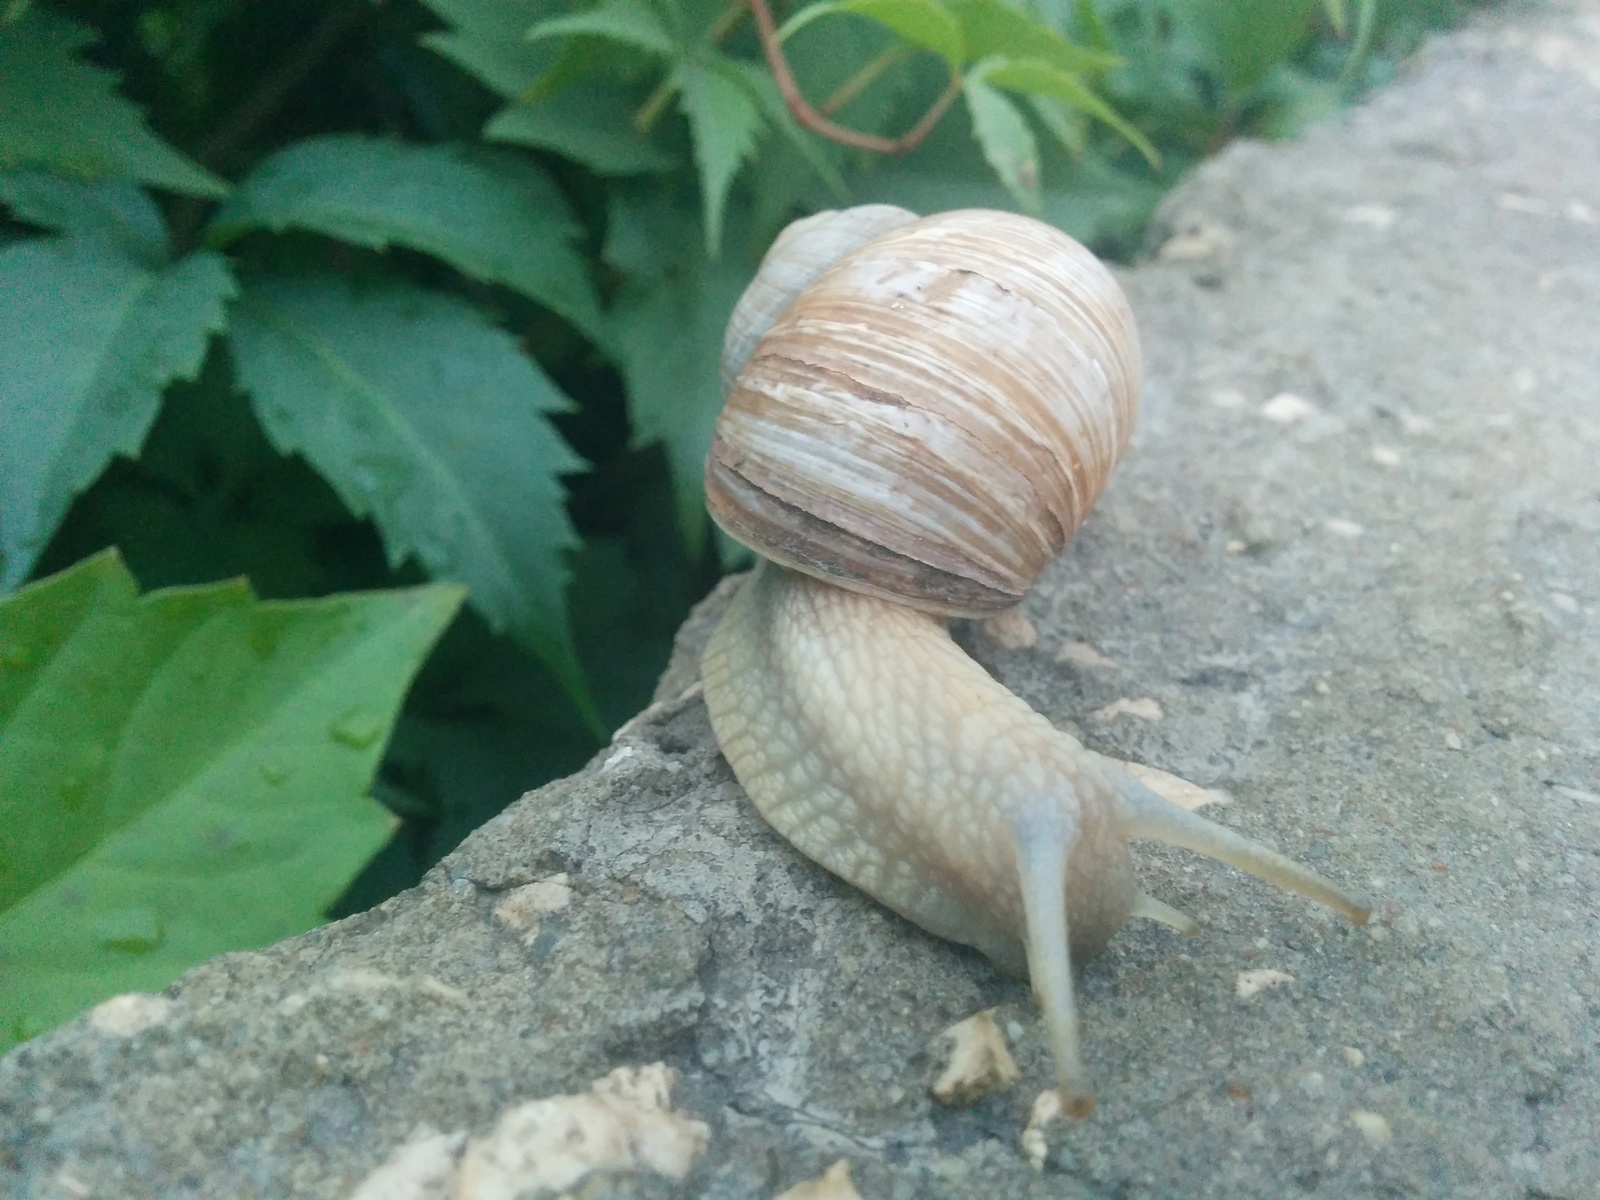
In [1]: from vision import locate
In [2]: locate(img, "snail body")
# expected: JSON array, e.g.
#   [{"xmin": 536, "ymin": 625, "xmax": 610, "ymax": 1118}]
[{"xmin": 700, "ymin": 206, "xmax": 1369, "ymax": 1116}]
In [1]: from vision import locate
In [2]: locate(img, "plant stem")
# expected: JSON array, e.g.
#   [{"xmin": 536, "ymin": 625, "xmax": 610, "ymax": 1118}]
[
  {"xmin": 747, "ymin": 0, "xmax": 960, "ymax": 155},
  {"xmin": 819, "ymin": 46, "xmax": 907, "ymax": 117}
]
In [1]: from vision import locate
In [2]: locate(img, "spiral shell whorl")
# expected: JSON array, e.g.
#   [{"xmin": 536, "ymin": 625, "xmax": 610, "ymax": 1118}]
[{"xmin": 707, "ymin": 207, "xmax": 1141, "ymax": 616}]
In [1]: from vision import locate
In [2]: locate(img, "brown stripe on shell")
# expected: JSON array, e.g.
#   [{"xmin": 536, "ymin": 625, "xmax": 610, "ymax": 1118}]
[{"xmin": 708, "ymin": 207, "xmax": 1139, "ymax": 614}]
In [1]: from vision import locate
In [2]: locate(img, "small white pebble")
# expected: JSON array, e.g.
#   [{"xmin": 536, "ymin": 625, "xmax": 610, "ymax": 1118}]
[
  {"xmin": 1315, "ymin": 679, "xmax": 1331, "ymax": 694},
  {"xmin": 1224, "ymin": 538, "xmax": 1247, "ymax": 554},
  {"xmin": 1552, "ymin": 785, "xmax": 1600, "ymax": 806},
  {"xmin": 1371, "ymin": 444, "xmax": 1402, "ymax": 467},
  {"xmin": 1091, "ymin": 697, "xmax": 1164, "ymax": 723},
  {"xmin": 349, "ymin": 1128, "xmax": 467, "ymax": 1200},
  {"xmin": 1121, "ymin": 761, "xmax": 1229, "ymax": 810},
  {"xmin": 1053, "ymin": 641, "xmax": 1119, "ymax": 671},
  {"xmin": 1551, "ymin": 592, "xmax": 1578, "ymax": 613},
  {"xmin": 1343, "ymin": 1046, "xmax": 1366, "ymax": 1068},
  {"xmin": 1400, "ymin": 414, "xmax": 1434, "ymax": 435},
  {"xmin": 1496, "ymin": 192, "xmax": 1550, "ymax": 215},
  {"xmin": 1020, "ymin": 1089, "xmax": 1064, "ymax": 1171},
  {"xmin": 1158, "ymin": 223, "xmax": 1231, "ymax": 261},
  {"xmin": 1442, "ymin": 730, "xmax": 1464, "ymax": 751},
  {"xmin": 1325, "ymin": 518, "xmax": 1364, "ymax": 539},
  {"xmin": 1236, "ymin": 968, "xmax": 1294, "ymax": 1000},
  {"xmin": 1261, "ymin": 392, "xmax": 1318, "ymax": 423},
  {"xmin": 775, "ymin": 1159, "xmax": 862, "ymax": 1200},
  {"xmin": 89, "ymin": 993, "xmax": 173, "ymax": 1037},
  {"xmin": 930, "ymin": 1009, "xmax": 1020, "ymax": 1105},
  {"xmin": 1350, "ymin": 1109, "xmax": 1393, "ymax": 1145},
  {"xmin": 601, "ymin": 746, "xmax": 636, "ymax": 773},
  {"xmin": 1209, "ymin": 386, "xmax": 1247, "ymax": 409},
  {"xmin": 1342, "ymin": 203, "xmax": 1397, "ymax": 229}
]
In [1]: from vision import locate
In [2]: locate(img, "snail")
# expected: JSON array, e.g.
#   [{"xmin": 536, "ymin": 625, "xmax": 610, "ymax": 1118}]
[{"xmin": 699, "ymin": 205, "xmax": 1370, "ymax": 1117}]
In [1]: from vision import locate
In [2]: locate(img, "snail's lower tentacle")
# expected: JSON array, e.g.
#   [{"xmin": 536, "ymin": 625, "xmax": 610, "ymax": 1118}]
[
  {"xmin": 1109, "ymin": 771, "xmax": 1372, "ymax": 925},
  {"xmin": 1013, "ymin": 806, "xmax": 1094, "ymax": 1118}
]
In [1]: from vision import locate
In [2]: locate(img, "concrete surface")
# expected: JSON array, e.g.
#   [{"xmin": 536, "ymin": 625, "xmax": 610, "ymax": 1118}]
[{"xmin": 3, "ymin": 2, "xmax": 1598, "ymax": 1196}]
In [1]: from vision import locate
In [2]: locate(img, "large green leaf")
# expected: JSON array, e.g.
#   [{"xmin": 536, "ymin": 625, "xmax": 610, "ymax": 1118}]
[
  {"xmin": 944, "ymin": 0, "xmax": 1121, "ymax": 74},
  {"xmin": 0, "ymin": 12, "xmax": 227, "ymax": 199},
  {"xmin": 0, "ymin": 236, "xmax": 235, "ymax": 592},
  {"xmin": 779, "ymin": 0, "xmax": 966, "ymax": 67},
  {"xmin": 525, "ymin": 0, "xmax": 676, "ymax": 56},
  {"xmin": 209, "ymin": 137, "xmax": 604, "ymax": 345},
  {"xmin": 963, "ymin": 70, "xmax": 1040, "ymax": 213},
  {"xmin": 1168, "ymin": 0, "xmax": 1320, "ymax": 94},
  {"xmin": 605, "ymin": 192, "xmax": 752, "ymax": 553},
  {"xmin": 676, "ymin": 59, "xmax": 765, "ymax": 257},
  {"xmin": 0, "ymin": 169, "xmax": 168, "ymax": 263},
  {"xmin": 418, "ymin": 0, "xmax": 562, "ymax": 97},
  {"xmin": 981, "ymin": 56, "xmax": 1160, "ymax": 167},
  {"xmin": 225, "ymin": 273, "xmax": 597, "ymax": 728},
  {"xmin": 0, "ymin": 551, "xmax": 462, "ymax": 1047},
  {"xmin": 485, "ymin": 84, "xmax": 678, "ymax": 175}
]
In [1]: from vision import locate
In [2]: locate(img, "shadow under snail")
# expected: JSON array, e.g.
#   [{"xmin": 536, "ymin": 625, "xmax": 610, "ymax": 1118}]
[{"xmin": 699, "ymin": 205, "xmax": 1370, "ymax": 1117}]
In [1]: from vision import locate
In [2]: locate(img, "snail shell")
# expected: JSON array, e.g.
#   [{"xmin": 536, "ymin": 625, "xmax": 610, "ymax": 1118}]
[{"xmin": 706, "ymin": 207, "xmax": 1141, "ymax": 616}]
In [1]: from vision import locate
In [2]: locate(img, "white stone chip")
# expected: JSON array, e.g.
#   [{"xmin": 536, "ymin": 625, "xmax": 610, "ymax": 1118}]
[
  {"xmin": 455, "ymin": 1063, "xmax": 708, "ymax": 1200},
  {"xmin": 774, "ymin": 1159, "xmax": 862, "ymax": 1200},
  {"xmin": 930, "ymin": 1009, "xmax": 1021, "ymax": 1104},
  {"xmin": 349, "ymin": 1128, "xmax": 466, "ymax": 1200},
  {"xmin": 1090, "ymin": 697, "xmax": 1164, "ymax": 723},
  {"xmin": 1235, "ymin": 969, "xmax": 1295, "ymax": 1000},
  {"xmin": 981, "ymin": 607, "xmax": 1038, "ymax": 650},
  {"xmin": 1343, "ymin": 203, "xmax": 1397, "ymax": 229},
  {"xmin": 1371, "ymin": 444, "xmax": 1402, "ymax": 467},
  {"xmin": 1208, "ymin": 386, "xmax": 1247, "ymax": 409},
  {"xmin": 1350, "ymin": 1109, "xmax": 1393, "ymax": 1144},
  {"xmin": 1261, "ymin": 392, "xmax": 1318, "ymax": 423},
  {"xmin": 1020, "ymin": 1089, "xmax": 1064, "ymax": 1172},
  {"xmin": 1551, "ymin": 592, "xmax": 1579, "ymax": 613},
  {"xmin": 89, "ymin": 993, "xmax": 173, "ymax": 1037},
  {"xmin": 1325, "ymin": 518, "xmax": 1365, "ymax": 539},
  {"xmin": 1442, "ymin": 730, "xmax": 1464, "ymax": 751},
  {"xmin": 1118, "ymin": 761, "xmax": 1230, "ymax": 810},
  {"xmin": 1343, "ymin": 1046, "xmax": 1366, "ymax": 1068},
  {"xmin": 493, "ymin": 875, "xmax": 573, "ymax": 937},
  {"xmin": 1053, "ymin": 641, "xmax": 1119, "ymax": 670}
]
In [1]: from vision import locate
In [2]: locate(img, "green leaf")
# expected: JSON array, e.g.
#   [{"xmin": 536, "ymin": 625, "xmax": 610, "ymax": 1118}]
[
  {"xmin": 723, "ymin": 60, "xmax": 849, "ymax": 202},
  {"xmin": 780, "ymin": 0, "xmax": 965, "ymax": 67},
  {"xmin": 209, "ymin": 136, "xmax": 605, "ymax": 345},
  {"xmin": 225, "ymin": 273, "xmax": 597, "ymax": 729},
  {"xmin": 0, "ymin": 550, "xmax": 461, "ymax": 1048},
  {"xmin": 1027, "ymin": 94, "xmax": 1088, "ymax": 157},
  {"xmin": 418, "ymin": 0, "xmax": 562, "ymax": 97},
  {"xmin": 0, "ymin": 12, "xmax": 227, "ymax": 199},
  {"xmin": 1168, "ymin": 0, "xmax": 1319, "ymax": 95},
  {"xmin": 0, "ymin": 237, "xmax": 235, "ymax": 592},
  {"xmin": 963, "ymin": 72, "xmax": 1040, "ymax": 213},
  {"xmin": 485, "ymin": 84, "xmax": 678, "ymax": 175},
  {"xmin": 604, "ymin": 192, "xmax": 752, "ymax": 553},
  {"xmin": 525, "ymin": 0, "xmax": 676, "ymax": 57},
  {"xmin": 0, "ymin": 169, "xmax": 168, "ymax": 263},
  {"xmin": 676, "ymin": 59, "xmax": 766, "ymax": 257},
  {"xmin": 980, "ymin": 56, "xmax": 1160, "ymax": 168},
  {"xmin": 943, "ymin": 0, "xmax": 1121, "ymax": 74}
]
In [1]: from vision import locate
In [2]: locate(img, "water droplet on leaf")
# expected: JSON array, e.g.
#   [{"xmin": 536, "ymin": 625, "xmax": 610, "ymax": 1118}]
[
  {"xmin": 329, "ymin": 707, "xmax": 383, "ymax": 749},
  {"xmin": 92, "ymin": 907, "xmax": 163, "ymax": 954}
]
